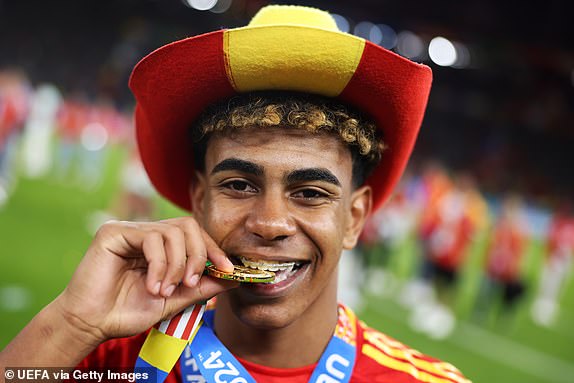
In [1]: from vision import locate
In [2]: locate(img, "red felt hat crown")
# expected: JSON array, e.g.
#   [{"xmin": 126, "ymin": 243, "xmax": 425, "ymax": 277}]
[{"xmin": 129, "ymin": 5, "xmax": 432, "ymax": 213}]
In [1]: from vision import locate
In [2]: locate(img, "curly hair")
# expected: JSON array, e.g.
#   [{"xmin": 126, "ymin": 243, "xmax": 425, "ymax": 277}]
[{"xmin": 191, "ymin": 92, "xmax": 386, "ymax": 188}]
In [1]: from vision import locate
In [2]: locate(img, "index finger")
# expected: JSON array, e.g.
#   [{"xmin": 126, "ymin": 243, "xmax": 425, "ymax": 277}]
[
  {"xmin": 160, "ymin": 217, "xmax": 234, "ymax": 274},
  {"xmin": 200, "ymin": 228, "xmax": 234, "ymax": 273}
]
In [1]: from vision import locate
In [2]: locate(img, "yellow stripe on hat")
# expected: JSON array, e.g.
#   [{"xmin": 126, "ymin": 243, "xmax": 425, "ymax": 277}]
[
  {"xmin": 139, "ymin": 328, "xmax": 189, "ymax": 373},
  {"xmin": 224, "ymin": 6, "xmax": 365, "ymax": 97},
  {"xmin": 248, "ymin": 5, "xmax": 339, "ymax": 31}
]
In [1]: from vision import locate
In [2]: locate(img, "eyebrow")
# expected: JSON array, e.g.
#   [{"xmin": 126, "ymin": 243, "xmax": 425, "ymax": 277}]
[
  {"xmin": 211, "ymin": 158, "xmax": 264, "ymax": 177},
  {"xmin": 210, "ymin": 159, "xmax": 341, "ymax": 187},
  {"xmin": 286, "ymin": 168, "xmax": 341, "ymax": 187}
]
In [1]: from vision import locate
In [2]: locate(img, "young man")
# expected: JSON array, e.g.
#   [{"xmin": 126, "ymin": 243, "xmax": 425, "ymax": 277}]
[{"xmin": 0, "ymin": 5, "xmax": 470, "ymax": 383}]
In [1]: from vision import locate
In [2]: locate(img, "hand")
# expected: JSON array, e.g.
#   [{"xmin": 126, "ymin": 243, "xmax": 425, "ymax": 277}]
[{"xmin": 55, "ymin": 217, "xmax": 238, "ymax": 343}]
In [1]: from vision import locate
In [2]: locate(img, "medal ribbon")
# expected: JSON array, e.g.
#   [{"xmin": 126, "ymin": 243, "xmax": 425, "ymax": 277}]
[
  {"xmin": 134, "ymin": 261, "xmax": 271, "ymax": 383},
  {"xmin": 135, "ymin": 304, "xmax": 206, "ymax": 383},
  {"xmin": 181, "ymin": 304, "xmax": 357, "ymax": 383}
]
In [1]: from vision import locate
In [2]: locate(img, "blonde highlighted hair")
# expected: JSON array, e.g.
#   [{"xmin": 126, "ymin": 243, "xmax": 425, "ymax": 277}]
[{"xmin": 192, "ymin": 92, "xmax": 385, "ymax": 187}]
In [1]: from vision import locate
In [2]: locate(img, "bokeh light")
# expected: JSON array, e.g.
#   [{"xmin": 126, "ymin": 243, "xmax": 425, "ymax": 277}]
[
  {"xmin": 331, "ymin": 13, "xmax": 350, "ymax": 33},
  {"xmin": 429, "ymin": 36, "xmax": 457, "ymax": 67},
  {"xmin": 378, "ymin": 23, "xmax": 398, "ymax": 50},
  {"xmin": 397, "ymin": 31, "xmax": 425, "ymax": 59},
  {"xmin": 81, "ymin": 122, "xmax": 108, "ymax": 152},
  {"xmin": 369, "ymin": 24, "xmax": 383, "ymax": 45},
  {"xmin": 354, "ymin": 21, "xmax": 384, "ymax": 45},
  {"xmin": 184, "ymin": 0, "xmax": 218, "ymax": 11}
]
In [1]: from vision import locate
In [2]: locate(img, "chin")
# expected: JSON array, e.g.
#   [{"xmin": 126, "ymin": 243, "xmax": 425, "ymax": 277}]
[
  {"xmin": 216, "ymin": 268, "xmax": 336, "ymax": 331},
  {"xmin": 230, "ymin": 299, "xmax": 299, "ymax": 330}
]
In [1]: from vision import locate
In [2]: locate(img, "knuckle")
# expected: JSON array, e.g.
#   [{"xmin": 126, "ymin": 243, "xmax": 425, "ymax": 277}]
[
  {"xmin": 181, "ymin": 216, "xmax": 199, "ymax": 225},
  {"xmin": 181, "ymin": 218, "xmax": 199, "ymax": 235},
  {"xmin": 187, "ymin": 247, "xmax": 207, "ymax": 264},
  {"xmin": 196, "ymin": 250, "xmax": 207, "ymax": 261},
  {"xmin": 144, "ymin": 230, "xmax": 162, "ymax": 244},
  {"xmin": 174, "ymin": 259, "xmax": 187, "ymax": 271},
  {"xmin": 94, "ymin": 220, "xmax": 119, "ymax": 238},
  {"xmin": 164, "ymin": 225, "xmax": 184, "ymax": 240},
  {"xmin": 153, "ymin": 258, "xmax": 168, "ymax": 268}
]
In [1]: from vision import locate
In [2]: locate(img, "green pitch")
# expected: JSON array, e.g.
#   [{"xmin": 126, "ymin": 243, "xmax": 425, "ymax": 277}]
[{"xmin": 1, "ymin": 144, "xmax": 573, "ymax": 383}]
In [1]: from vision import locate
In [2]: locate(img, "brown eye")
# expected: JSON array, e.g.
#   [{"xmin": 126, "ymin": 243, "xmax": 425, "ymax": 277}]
[
  {"xmin": 293, "ymin": 188, "xmax": 327, "ymax": 199},
  {"xmin": 223, "ymin": 180, "xmax": 257, "ymax": 193}
]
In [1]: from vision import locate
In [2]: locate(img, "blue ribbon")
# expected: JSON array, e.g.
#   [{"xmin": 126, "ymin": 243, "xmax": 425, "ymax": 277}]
[{"xmin": 181, "ymin": 310, "xmax": 356, "ymax": 383}]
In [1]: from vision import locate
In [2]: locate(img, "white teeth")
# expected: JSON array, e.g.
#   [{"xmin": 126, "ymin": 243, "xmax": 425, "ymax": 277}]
[
  {"xmin": 239, "ymin": 256, "xmax": 297, "ymax": 272},
  {"xmin": 271, "ymin": 271, "xmax": 290, "ymax": 284}
]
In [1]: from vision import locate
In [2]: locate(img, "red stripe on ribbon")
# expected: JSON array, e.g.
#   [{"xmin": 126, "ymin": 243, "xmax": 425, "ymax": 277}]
[
  {"xmin": 181, "ymin": 306, "xmax": 203, "ymax": 340},
  {"xmin": 164, "ymin": 313, "xmax": 182, "ymax": 336}
]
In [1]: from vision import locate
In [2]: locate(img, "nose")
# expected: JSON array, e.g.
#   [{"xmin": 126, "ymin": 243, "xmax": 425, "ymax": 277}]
[{"xmin": 245, "ymin": 190, "xmax": 296, "ymax": 241}]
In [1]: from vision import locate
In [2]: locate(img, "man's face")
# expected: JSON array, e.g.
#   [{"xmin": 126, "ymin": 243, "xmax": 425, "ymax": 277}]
[{"xmin": 191, "ymin": 126, "xmax": 370, "ymax": 329}]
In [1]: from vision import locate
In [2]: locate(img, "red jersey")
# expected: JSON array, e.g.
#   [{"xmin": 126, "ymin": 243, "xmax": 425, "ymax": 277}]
[
  {"xmin": 76, "ymin": 312, "xmax": 469, "ymax": 383},
  {"xmin": 0, "ymin": 95, "xmax": 22, "ymax": 146},
  {"xmin": 57, "ymin": 101, "xmax": 88, "ymax": 140},
  {"xmin": 486, "ymin": 218, "xmax": 526, "ymax": 282},
  {"xmin": 547, "ymin": 216, "xmax": 574, "ymax": 261},
  {"xmin": 419, "ymin": 195, "xmax": 474, "ymax": 272}
]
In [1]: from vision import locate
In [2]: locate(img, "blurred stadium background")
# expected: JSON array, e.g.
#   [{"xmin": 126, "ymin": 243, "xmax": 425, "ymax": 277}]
[{"xmin": 1, "ymin": 1, "xmax": 573, "ymax": 382}]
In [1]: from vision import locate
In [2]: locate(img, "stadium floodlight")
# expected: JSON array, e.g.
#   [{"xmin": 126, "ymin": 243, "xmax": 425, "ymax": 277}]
[{"xmin": 184, "ymin": 0, "xmax": 218, "ymax": 11}]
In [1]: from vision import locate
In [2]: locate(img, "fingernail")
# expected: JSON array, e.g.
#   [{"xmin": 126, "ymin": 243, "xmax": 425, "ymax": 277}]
[
  {"xmin": 223, "ymin": 260, "xmax": 234, "ymax": 273},
  {"xmin": 164, "ymin": 284, "xmax": 176, "ymax": 297},
  {"xmin": 153, "ymin": 281, "xmax": 162, "ymax": 295},
  {"xmin": 188, "ymin": 274, "xmax": 199, "ymax": 287}
]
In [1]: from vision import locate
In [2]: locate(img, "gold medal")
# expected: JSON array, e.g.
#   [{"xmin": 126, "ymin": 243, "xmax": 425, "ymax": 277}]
[{"xmin": 204, "ymin": 262, "xmax": 275, "ymax": 283}]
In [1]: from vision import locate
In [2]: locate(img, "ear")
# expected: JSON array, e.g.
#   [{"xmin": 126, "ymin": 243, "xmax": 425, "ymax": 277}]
[
  {"xmin": 342, "ymin": 185, "xmax": 372, "ymax": 250},
  {"xmin": 190, "ymin": 171, "xmax": 207, "ymax": 222}
]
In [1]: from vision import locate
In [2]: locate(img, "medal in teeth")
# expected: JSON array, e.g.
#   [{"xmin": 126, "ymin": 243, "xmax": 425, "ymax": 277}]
[
  {"xmin": 239, "ymin": 257, "xmax": 301, "ymax": 284},
  {"xmin": 204, "ymin": 259, "xmax": 275, "ymax": 283},
  {"xmin": 204, "ymin": 257, "xmax": 301, "ymax": 284}
]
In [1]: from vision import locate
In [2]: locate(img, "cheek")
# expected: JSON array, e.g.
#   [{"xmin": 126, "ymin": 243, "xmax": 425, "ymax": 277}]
[
  {"xmin": 300, "ymin": 209, "xmax": 348, "ymax": 261},
  {"xmin": 306, "ymin": 222, "xmax": 343, "ymax": 292},
  {"xmin": 202, "ymin": 195, "xmax": 246, "ymax": 239}
]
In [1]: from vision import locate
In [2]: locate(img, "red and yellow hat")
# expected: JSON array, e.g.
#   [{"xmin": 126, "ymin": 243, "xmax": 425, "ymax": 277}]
[{"xmin": 129, "ymin": 5, "xmax": 432, "ymax": 213}]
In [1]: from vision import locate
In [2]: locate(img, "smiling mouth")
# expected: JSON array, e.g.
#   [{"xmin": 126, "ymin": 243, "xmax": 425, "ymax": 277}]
[{"xmin": 231, "ymin": 255, "xmax": 308, "ymax": 284}]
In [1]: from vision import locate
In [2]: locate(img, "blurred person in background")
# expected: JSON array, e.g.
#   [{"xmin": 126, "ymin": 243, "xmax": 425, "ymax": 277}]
[
  {"xmin": 417, "ymin": 172, "xmax": 480, "ymax": 301},
  {"xmin": 55, "ymin": 96, "xmax": 112, "ymax": 189},
  {"xmin": 85, "ymin": 143, "xmax": 156, "ymax": 235},
  {"xmin": 19, "ymin": 83, "xmax": 61, "ymax": 179},
  {"xmin": 476, "ymin": 194, "xmax": 529, "ymax": 326},
  {"xmin": 54, "ymin": 95, "xmax": 88, "ymax": 181},
  {"xmin": 368, "ymin": 174, "xmax": 420, "ymax": 266},
  {"xmin": 404, "ymin": 171, "xmax": 487, "ymax": 338},
  {"xmin": 398, "ymin": 162, "xmax": 452, "ymax": 306},
  {"xmin": 0, "ymin": 70, "xmax": 30, "ymax": 206},
  {"xmin": 76, "ymin": 100, "xmax": 112, "ymax": 190},
  {"xmin": 113, "ymin": 147, "xmax": 155, "ymax": 221},
  {"xmin": 0, "ymin": 5, "xmax": 471, "ymax": 383},
  {"xmin": 531, "ymin": 199, "xmax": 574, "ymax": 327},
  {"xmin": 360, "ymin": 175, "xmax": 419, "ymax": 299}
]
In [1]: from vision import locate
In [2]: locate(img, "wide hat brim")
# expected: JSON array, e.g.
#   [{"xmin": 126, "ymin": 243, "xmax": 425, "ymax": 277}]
[{"xmin": 129, "ymin": 6, "xmax": 432, "ymax": 213}]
